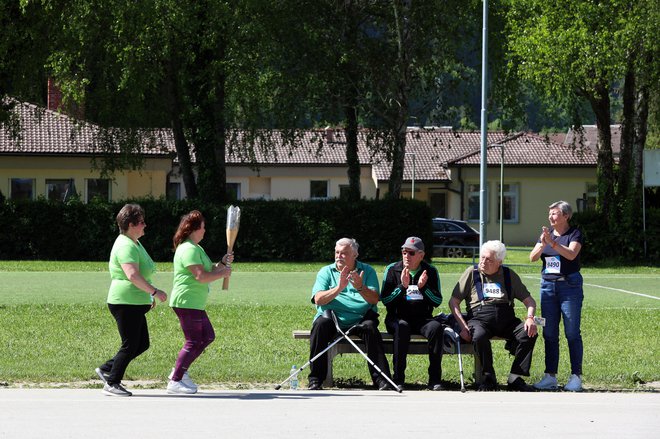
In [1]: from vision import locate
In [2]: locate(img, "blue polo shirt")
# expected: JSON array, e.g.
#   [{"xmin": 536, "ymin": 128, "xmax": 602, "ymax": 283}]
[{"xmin": 311, "ymin": 261, "xmax": 380, "ymax": 329}]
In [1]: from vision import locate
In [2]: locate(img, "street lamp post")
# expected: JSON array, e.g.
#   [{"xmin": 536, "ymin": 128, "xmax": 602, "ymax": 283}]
[
  {"xmin": 499, "ymin": 143, "xmax": 504, "ymax": 242},
  {"xmin": 494, "ymin": 132, "xmax": 524, "ymax": 242},
  {"xmin": 479, "ymin": 0, "xmax": 489, "ymax": 247},
  {"xmin": 405, "ymin": 152, "xmax": 416, "ymax": 199}
]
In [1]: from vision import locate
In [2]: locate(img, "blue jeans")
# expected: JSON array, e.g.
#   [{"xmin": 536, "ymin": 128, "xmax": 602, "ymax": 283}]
[{"xmin": 540, "ymin": 272, "xmax": 584, "ymax": 375}]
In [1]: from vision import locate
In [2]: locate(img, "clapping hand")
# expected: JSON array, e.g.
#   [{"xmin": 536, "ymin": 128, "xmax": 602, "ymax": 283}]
[
  {"xmin": 400, "ymin": 267, "xmax": 410, "ymax": 289},
  {"xmin": 540, "ymin": 226, "xmax": 553, "ymax": 247},
  {"xmin": 348, "ymin": 269, "xmax": 365, "ymax": 291},
  {"xmin": 417, "ymin": 270, "xmax": 428, "ymax": 289}
]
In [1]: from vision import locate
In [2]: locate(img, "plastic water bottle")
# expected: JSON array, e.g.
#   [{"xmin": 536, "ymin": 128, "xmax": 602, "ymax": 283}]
[{"xmin": 289, "ymin": 365, "xmax": 298, "ymax": 390}]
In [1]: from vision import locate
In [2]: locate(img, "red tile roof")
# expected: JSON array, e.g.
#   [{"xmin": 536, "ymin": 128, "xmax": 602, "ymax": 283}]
[
  {"xmin": 2, "ymin": 100, "xmax": 596, "ymax": 183},
  {"xmin": 564, "ymin": 125, "xmax": 621, "ymax": 156},
  {"xmin": 0, "ymin": 100, "xmax": 173, "ymax": 157},
  {"xmin": 448, "ymin": 132, "xmax": 597, "ymax": 167}
]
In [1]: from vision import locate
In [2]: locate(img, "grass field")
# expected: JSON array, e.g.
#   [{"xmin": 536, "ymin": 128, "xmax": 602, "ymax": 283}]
[{"xmin": 0, "ymin": 258, "xmax": 658, "ymax": 391}]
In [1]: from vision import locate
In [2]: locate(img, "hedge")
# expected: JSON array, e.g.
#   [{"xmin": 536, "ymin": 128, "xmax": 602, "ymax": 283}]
[
  {"xmin": 0, "ymin": 198, "xmax": 433, "ymax": 263},
  {"xmin": 571, "ymin": 208, "xmax": 659, "ymax": 263}
]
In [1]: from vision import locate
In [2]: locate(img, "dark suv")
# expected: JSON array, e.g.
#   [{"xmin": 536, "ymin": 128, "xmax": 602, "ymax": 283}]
[{"xmin": 432, "ymin": 218, "xmax": 480, "ymax": 257}]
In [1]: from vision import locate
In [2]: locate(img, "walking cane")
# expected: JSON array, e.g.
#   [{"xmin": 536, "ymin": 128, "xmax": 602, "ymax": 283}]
[
  {"xmin": 330, "ymin": 311, "xmax": 403, "ymax": 393},
  {"xmin": 274, "ymin": 322, "xmax": 360, "ymax": 390}
]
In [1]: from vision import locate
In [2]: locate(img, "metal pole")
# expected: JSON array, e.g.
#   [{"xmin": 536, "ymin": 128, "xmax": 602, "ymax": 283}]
[
  {"xmin": 412, "ymin": 153, "xmax": 416, "ymax": 200},
  {"xmin": 642, "ymin": 184, "xmax": 647, "ymax": 257},
  {"xmin": 642, "ymin": 152, "xmax": 647, "ymax": 257},
  {"xmin": 405, "ymin": 152, "xmax": 416, "ymax": 200},
  {"xmin": 499, "ymin": 144, "xmax": 503, "ymax": 242},
  {"xmin": 479, "ymin": 0, "xmax": 489, "ymax": 247}
]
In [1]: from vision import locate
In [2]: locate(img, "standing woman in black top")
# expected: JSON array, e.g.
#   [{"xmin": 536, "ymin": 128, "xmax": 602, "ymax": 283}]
[{"xmin": 530, "ymin": 200, "xmax": 584, "ymax": 392}]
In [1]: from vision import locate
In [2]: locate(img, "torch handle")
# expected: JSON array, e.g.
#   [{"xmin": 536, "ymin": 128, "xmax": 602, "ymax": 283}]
[{"xmin": 222, "ymin": 244, "xmax": 233, "ymax": 290}]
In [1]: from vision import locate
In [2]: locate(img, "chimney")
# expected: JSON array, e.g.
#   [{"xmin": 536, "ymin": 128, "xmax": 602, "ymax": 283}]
[
  {"xmin": 47, "ymin": 78, "xmax": 62, "ymax": 111},
  {"xmin": 46, "ymin": 78, "xmax": 85, "ymax": 118},
  {"xmin": 325, "ymin": 126, "xmax": 334, "ymax": 143}
]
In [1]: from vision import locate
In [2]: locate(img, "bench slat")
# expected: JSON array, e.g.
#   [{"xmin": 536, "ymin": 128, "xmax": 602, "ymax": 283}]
[{"xmin": 293, "ymin": 330, "xmax": 426, "ymax": 341}]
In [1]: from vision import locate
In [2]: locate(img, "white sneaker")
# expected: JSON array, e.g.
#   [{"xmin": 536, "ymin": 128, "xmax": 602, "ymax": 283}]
[
  {"xmin": 564, "ymin": 374, "xmax": 583, "ymax": 392},
  {"xmin": 168, "ymin": 368, "xmax": 198, "ymax": 392},
  {"xmin": 167, "ymin": 379, "xmax": 197, "ymax": 394},
  {"xmin": 534, "ymin": 373, "xmax": 558, "ymax": 390}
]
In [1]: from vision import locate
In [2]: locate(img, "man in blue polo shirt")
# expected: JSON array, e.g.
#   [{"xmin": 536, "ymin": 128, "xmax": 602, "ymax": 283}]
[{"xmin": 307, "ymin": 237, "xmax": 392, "ymax": 390}]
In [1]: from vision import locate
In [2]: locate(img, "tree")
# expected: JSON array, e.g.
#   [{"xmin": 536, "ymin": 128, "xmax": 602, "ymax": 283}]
[
  {"xmin": 617, "ymin": 0, "xmax": 659, "ymax": 221},
  {"xmin": 0, "ymin": 0, "xmax": 54, "ymax": 131},
  {"xmin": 504, "ymin": 0, "xmax": 658, "ymax": 224},
  {"xmin": 362, "ymin": 0, "xmax": 479, "ymax": 199},
  {"xmin": 27, "ymin": 0, "xmax": 289, "ymax": 203},
  {"xmin": 252, "ymin": 1, "xmax": 480, "ymax": 201},
  {"xmin": 251, "ymin": 0, "xmax": 383, "ymax": 201}
]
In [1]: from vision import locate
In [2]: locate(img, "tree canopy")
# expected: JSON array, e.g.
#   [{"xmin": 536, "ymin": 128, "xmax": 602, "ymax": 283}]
[
  {"xmin": 1, "ymin": 0, "xmax": 657, "ymax": 213},
  {"xmin": 504, "ymin": 0, "xmax": 659, "ymax": 222}
]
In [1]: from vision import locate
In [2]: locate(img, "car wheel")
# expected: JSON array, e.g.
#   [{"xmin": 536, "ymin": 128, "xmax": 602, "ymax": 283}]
[{"xmin": 445, "ymin": 246, "xmax": 465, "ymax": 258}]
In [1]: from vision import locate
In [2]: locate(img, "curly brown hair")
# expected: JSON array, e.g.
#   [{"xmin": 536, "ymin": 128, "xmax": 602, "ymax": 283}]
[{"xmin": 173, "ymin": 210, "xmax": 205, "ymax": 250}]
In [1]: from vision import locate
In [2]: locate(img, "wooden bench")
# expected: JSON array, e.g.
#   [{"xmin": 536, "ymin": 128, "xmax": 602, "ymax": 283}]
[{"xmin": 293, "ymin": 329, "xmax": 502, "ymax": 387}]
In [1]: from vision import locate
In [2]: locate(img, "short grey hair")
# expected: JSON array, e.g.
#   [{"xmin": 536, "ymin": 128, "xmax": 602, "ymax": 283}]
[
  {"xmin": 481, "ymin": 240, "xmax": 507, "ymax": 262},
  {"xmin": 549, "ymin": 200, "xmax": 573, "ymax": 219},
  {"xmin": 336, "ymin": 237, "xmax": 359, "ymax": 256}
]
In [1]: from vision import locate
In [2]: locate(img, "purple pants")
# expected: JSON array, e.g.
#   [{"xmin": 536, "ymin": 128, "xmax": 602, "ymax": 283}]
[{"xmin": 172, "ymin": 307, "xmax": 215, "ymax": 381}]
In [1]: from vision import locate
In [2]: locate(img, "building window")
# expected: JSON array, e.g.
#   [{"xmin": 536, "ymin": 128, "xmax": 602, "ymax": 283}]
[
  {"xmin": 339, "ymin": 185, "xmax": 350, "ymax": 200},
  {"xmin": 310, "ymin": 180, "xmax": 329, "ymax": 199},
  {"xmin": 46, "ymin": 179, "xmax": 77, "ymax": 202},
  {"xmin": 227, "ymin": 183, "xmax": 241, "ymax": 201},
  {"xmin": 167, "ymin": 182, "xmax": 181, "ymax": 201},
  {"xmin": 10, "ymin": 178, "xmax": 35, "ymax": 200},
  {"xmin": 575, "ymin": 183, "xmax": 597, "ymax": 212},
  {"xmin": 86, "ymin": 179, "xmax": 110, "ymax": 202},
  {"xmin": 467, "ymin": 183, "xmax": 487, "ymax": 222},
  {"xmin": 497, "ymin": 183, "xmax": 519, "ymax": 223},
  {"xmin": 586, "ymin": 183, "xmax": 597, "ymax": 210},
  {"xmin": 430, "ymin": 192, "xmax": 447, "ymax": 218}
]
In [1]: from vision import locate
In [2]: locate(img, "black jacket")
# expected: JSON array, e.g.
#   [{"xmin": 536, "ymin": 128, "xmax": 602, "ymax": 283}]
[{"xmin": 380, "ymin": 260, "xmax": 442, "ymax": 322}]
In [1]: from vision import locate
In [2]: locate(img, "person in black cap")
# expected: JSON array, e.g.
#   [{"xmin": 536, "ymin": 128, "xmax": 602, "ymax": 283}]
[{"xmin": 381, "ymin": 237, "xmax": 444, "ymax": 390}]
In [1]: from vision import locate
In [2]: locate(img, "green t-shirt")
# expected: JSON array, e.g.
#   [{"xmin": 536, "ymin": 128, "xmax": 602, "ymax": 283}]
[
  {"xmin": 310, "ymin": 261, "xmax": 380, "ymax": 329},
  {"xmin": 107, "ymin": 234, "xmax": 155, "ymax": 305},
  {"xmin": 170, "ymin": 240, "xmax": 213, "ymax": 310}
]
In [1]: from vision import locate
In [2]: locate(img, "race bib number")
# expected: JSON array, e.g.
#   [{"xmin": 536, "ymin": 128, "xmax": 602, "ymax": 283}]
[
  {"xmin": 406, "ymin": 285, "xmax": 423, "ymax": 301},
  {"xmin": 544, "ymin": 256, "xmax": 561, "ymax": 274},
  {"xmin": 483, "ymin": 282, "xmax": 503, "ymax": 299}
]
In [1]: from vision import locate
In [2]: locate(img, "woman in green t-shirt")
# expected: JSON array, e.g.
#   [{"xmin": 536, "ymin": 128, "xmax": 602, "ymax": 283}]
[
  {"xmin": 96, "ymin": 204, "xmax": 168, "ymax": 397},
  {"xmin": 167, "ymin": 210, "xmax": 233, "ymax": 394}
]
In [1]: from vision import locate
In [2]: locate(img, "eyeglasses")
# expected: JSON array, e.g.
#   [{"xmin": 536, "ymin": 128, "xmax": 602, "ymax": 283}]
[{"xmin": 401, "ymin": 250, "xmax": 417, "ymax": 256}]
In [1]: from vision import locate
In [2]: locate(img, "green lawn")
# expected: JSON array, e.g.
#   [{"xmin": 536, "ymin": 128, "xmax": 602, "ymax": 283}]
[{"xmin": 0, "ymin": 259, "xmax": 658, "ymax": 391}]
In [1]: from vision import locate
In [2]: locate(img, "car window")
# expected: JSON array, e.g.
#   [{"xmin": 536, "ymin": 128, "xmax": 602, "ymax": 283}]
[
  {"xmin": 444, "ymin": 223, "xmax": 465, "ymax": 233},
  {"xmin": 433, "ymin": 222, "xmax": 446, "ymax": 232}
]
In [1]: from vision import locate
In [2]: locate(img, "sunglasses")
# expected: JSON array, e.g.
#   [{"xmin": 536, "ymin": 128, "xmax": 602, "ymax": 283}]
[{"xmin": 401, "ymin": 250, "xmax": 417, "ymax": 256}]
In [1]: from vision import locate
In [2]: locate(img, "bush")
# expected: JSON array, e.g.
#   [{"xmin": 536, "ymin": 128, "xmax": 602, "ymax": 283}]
[
  {"xmin": 571, "ymin": 207, "xmax": 659, "ymax": 264},
  {"xmin": 0, "ymin": 198, "xmax": 433, "ymax": 263}
]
